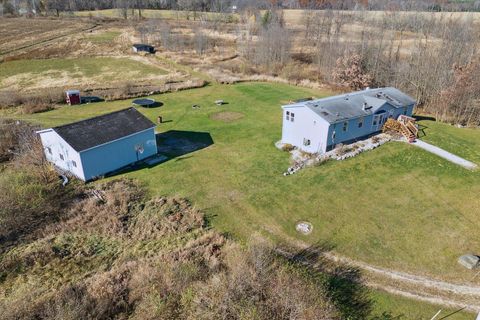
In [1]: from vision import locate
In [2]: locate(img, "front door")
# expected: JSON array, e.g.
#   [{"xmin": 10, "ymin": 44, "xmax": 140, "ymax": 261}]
[{"xmin": 373, "ymin": 113, "xmax": 386, "ymax": 131}]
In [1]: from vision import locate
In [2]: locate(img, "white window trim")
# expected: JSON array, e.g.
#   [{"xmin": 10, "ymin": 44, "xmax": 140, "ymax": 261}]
[{"xmin": 358, "ymin": 117, "xmax": 364, "ymax": 128}]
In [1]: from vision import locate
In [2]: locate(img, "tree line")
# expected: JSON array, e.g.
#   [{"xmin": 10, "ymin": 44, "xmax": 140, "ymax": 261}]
[{"xmin": 3, "ymin": 0, "xmax": 480, "ymax": 16}]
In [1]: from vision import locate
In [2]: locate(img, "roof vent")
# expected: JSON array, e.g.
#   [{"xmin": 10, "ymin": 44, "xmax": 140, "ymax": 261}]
[{"xmin": 363, "ymin": 102, "xmax": 373, "ymax": 111}]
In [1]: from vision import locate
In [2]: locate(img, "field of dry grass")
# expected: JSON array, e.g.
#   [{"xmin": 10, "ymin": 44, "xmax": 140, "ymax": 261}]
[
  {"xmin": 283, "ymin": 9, "xmax": 480, "ymax": 59},
  {"xmin": 282, "ymin": 9, "xmax": 480, "ymax": 26},
  {"xmin": 0, "ymin": 18, "xmax": 96, "ymax": 56},
  {"xmin": 0, "ymin": 56, "xmax": 172, "ymax": 91}
]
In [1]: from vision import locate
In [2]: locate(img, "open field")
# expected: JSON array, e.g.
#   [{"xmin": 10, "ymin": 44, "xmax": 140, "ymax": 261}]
[
  {"xmin": 85, "ymin": 30, "xmax": 123, "ymax": 43},
  {"xmin": 73, "ymin": 9, "xmax": 239, "ymax": 22},
  {"xmin": 0, "ymin": 57, "xmax": 169, "ymax": 91},
  {"xmin": 16, "ymin": 82, "xmax": 480, "ymax": 287},
  {"xmin": 0, "ymin": 18, "xmax": 96, "ymax": 56},
  {"xmin": 282, "ymin": 9, "xmax": 480, "ymax": 26}
]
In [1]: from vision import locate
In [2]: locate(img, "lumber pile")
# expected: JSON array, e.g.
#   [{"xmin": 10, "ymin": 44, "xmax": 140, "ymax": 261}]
[{"xmin": 382, "ymin": 115, "xmax": 418, "ymax": 143}]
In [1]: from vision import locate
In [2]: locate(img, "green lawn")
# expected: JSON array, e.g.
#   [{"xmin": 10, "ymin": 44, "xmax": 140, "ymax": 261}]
[
  {"xmin": 0, "ymin": 57, "xmax": 168, "ymax": 90},
  {"xmin": 18, "ymin": 82, "xmax": 480, "ymax": 284},
  {"xmin": 371, "ymin": 290, "xmax": 472, "ymax": 319},
  {"xmin": 13, "ymin": 82, "xmax": 480, "ymax": 317}
]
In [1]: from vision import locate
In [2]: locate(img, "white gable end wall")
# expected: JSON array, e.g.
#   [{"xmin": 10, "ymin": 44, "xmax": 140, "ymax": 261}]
[
  {"xmin": 38, "ymin": 130, "xmax": 86, "ymax": 180},
  {"xmin": 281, "ymin": 106, "xmax": 330, "ymax": 154}
]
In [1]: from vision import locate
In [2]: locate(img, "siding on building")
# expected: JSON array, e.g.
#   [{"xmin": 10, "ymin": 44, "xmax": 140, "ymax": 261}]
[
  {"xmin": 80, "ymin": 128, "xmax": 157, "ymax": 181},
  {"xmin": 281, "ymin": 88, "xmax": 415, "ymax": 153},
  {"xmin": 38, "ymin": 127, "xmax": 157, "ymax": 181},
  {"xmin": 38, "ymin": 129, "xmax": 86, "ymax": 180},
  {"xmin": 282, "ymin": 106, "xmax": 330, "ymax": 154}
]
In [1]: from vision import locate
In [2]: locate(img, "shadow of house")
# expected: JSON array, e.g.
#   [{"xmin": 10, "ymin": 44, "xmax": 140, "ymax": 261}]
[
  {"xmin": 413, "ymin": 115, "xmax": 434, "ymax": 138},
  {"xmin": 156, "ymin": 130, "xmax": 214, "ymax": 159},
  {"xmin": 104, "ymin": 130, "xmax": 213, "ymax": 178}
]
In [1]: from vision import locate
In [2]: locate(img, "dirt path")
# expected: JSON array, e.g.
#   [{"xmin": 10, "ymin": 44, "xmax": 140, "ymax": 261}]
[
  {"xmin": 324, "ymin": 252, "xmax": 480, "ymax": 311},
  {"xmin": 276, "ymin": 246, "xmax": 480, "ymax": 312},
  {"xmin": 324, "ymin": 252, "xmax": 480, "ymax": 297},
  {"xmin": 268, "ymin": 225, "xmax": 480, "ymax": 313}
]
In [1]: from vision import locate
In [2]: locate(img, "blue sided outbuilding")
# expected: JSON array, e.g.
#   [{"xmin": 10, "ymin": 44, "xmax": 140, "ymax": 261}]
[
  {"xmin": 37, "ymin": 107, "xmax": 157, "ymax": 181},
  {"xmin": 281, "ymin": 87, "xmax": 416, "ymax": 154}
]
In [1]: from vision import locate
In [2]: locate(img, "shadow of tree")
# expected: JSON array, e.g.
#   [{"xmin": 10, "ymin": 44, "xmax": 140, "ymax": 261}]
[
  {"xmin": 414, "ymin": 115, "xmax": 436, "ymax": 122},
  {"xmin": 277, "ymin": 243, "xmax": 402, "ymax": 320}
]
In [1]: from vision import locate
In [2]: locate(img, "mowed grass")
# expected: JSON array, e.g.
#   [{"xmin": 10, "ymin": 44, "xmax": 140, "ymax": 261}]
[
  {"xmin": 0, "ymin": 57, "xmax": 168, "ymax": 90},
  {"xmin": 371, "ymin": 291, "xmax": 471, "ymax": 320},
  {"xmin": 18, "ymin": 82, "xmax": 480, "ymax": 285}
]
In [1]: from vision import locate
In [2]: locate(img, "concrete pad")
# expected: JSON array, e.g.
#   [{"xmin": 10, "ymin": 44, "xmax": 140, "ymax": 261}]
[{"xmin": 412, "ymin": 140, "xmax": 477, "ymax": 170}]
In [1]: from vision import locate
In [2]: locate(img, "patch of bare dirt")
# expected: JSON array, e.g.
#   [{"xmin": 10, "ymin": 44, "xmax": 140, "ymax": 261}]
[{"xmin": 210, "ymin": 111, "xmax": 244, "ymax": 122}]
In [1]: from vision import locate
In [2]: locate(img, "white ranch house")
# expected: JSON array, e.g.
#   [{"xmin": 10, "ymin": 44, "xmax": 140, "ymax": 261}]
[{"xmin": 281, "ymin": 87, "xmax": 416, "ymax": 154}]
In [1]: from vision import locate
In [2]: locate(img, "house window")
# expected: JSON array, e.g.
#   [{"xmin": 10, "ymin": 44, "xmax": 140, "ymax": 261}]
[
  {"xmin": 72, "ymin": 160, "xmax": 77, "ymax": 168},
  {"xmin": 59, "ymin": 154, "xmax": 64, "ymax": 161},
  {"xmin": 290, "ymin": 112, "xmax": 295, "ymax": 122},
  {"xmin": 286, "ymin": 111, "xmax": 290, "ymax": 121},
  {"xmin": 303, "ymin": 138, "xmax": 311, "ymax": 146},
  {"xmin": 358, "ymin": 117, "xmax": 364, "ymax": 128},
  {"xmin": 332, "ymin": 131, "xmax": 336, "ymax": 140},
  {"xmin": 342, "ymin": 121, "xmax": 348, "ymax": 132},
  {"xmin": 373, "ymin": 117, "xmax": 378, "ymax": 126},
  {"xmin": 46, "ymin": 147, "xmax": 52, "ymax": 155},
  {"xmin": 403, "ymin": 107, "xmax": 407, "ymax": 115}
]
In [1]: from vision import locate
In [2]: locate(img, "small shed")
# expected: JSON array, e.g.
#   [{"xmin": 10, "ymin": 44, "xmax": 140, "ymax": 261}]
[
  {"xmin": 132, "ymin": 44, "xmax": 155, "ymax": 54},
  {"xmin": 65, "ymin": 90, "xmax": 81, "ymax": 105}
]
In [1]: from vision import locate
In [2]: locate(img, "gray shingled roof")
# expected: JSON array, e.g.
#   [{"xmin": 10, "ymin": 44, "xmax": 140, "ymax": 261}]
[
  {"xmin": 53, "ymin": 107, "xmax": 156, "ymax": 152},
  {"xmin": 284, "ymin": 87, "xmax": 416, "ymax": 124}
]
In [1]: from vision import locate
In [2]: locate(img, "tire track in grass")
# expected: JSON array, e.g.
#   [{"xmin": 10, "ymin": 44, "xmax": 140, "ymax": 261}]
[
  {"xmin": 0, "ymin": 24, "xmax": 99, "ymax": 58},
  {"xmin": 266, "ymin": 225, "xmax": 480, "ymax": 312}
]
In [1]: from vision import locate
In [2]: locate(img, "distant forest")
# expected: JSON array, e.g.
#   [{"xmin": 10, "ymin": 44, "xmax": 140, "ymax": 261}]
[{"xmin": 2, "ymin": 0, "xmax": 480, "ymax": 15}]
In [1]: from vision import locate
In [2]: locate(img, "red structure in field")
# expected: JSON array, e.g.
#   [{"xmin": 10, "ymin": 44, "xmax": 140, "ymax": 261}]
[{"xmin": 65, "ymin": 90, "xmax": 81, "ymax": 105}]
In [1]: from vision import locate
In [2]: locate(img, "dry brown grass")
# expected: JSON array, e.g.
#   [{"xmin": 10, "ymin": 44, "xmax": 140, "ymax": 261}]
[
  {"xmin": 0, "ymin": 173, "xmax": 371, "ymax": 319},
  {"xmin": 210, "ymin": 111, "xmax": 244, "ymax": 122},
  {"xmin": 0, "ymin": 123, "xmax": 81, "ymax": 247},
  {"xmin": 0, "ymin": 88, "xmax": 64, "ymax": 112},
  {"xmin": 0, "ymin": 17, "xmax": 95, "ymax": 57}
]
